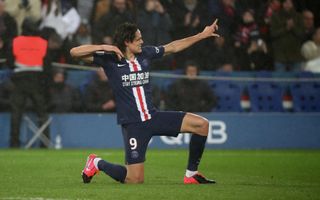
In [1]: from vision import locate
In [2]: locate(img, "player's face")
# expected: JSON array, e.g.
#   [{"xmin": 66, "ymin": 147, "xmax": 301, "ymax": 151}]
[{"xmin": 126, "ymin": 30, "xmax": 144, "ymax": 54}]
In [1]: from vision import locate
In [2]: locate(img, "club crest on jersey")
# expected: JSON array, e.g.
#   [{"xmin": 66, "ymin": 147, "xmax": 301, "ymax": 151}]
[{"xmin": 131, "ymin": 151, "xmax": 139, "ymax": 159}]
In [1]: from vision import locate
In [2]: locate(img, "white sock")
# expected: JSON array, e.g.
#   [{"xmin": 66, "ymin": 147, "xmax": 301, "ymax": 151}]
[
  {"xmin": 185, "ymin": 170, "xmax": 198, "ymax": 178},
  {"xmin": 93, "ymin": 158, "xmax": 102, "ymax": 170}
]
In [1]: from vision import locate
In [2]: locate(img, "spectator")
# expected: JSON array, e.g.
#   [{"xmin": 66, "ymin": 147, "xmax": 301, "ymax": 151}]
[
  {"xmin": 292, "ymin": 0, "xmax": 320, "ymax": 27},
  {"xmin": 69, "ymin": 20, "xmax": 92, "ymax": 66},
  {"xmin": 83, "ymin": 68, "xmax": 115, "ymax": 112},
  {"xmin": 301, "ymin": 27, "xmax": 320, "ymax": 60},
  {"xmin": 301, "ymin": 27, "xmax": 320, "ymax": 73},
  {"xmin": 76, "ymin": 0, "xmax": 95, "ymax": 23},
  {"xmin": 219, "ymin": 63, "xmax": 234, "ymax": 72},
  {"xmin": 9, "ymin": 18, "xmax": 51, "ymax": 148},
  {"xmin": 201, "ymin": 35, "xmax": 236, "ymax": 70},
  {"xmin": 270, "ymin": 0, "xmax": 304, "ymax": 71},
  {"xmin": 171, "ymin": 0, "xmax": 206, "ymax": 39},
  {"xmin": 234, "ymin": 0, "xmax": 263, "ymax": 16},
  {"xmin": 40, "ymin": 27, "xmax": 63, "ymax": 65},
  {"xmin": 302, "ymin": 10, "xmax": 315, "ymax": 41},
  {"xmin": 4, "ymin": 0, "xmax": 41, "ymax": 34},
  {"xmin": 169, "ymin": 0, "xmax": 208, "ymax": 68},
  {"xmin": 40, "ymin": 0, "xmax": 80, "ymax": 40},
  {"xmin": 90, "ymin": 0, "xmax": 112, "ymax": 36},
  {"xmin": 48, "ymin": 69, "xmax": 81, "ymax": 113},
  {"xmin": 137, "ymin": 0, "xmax": 172, "ymax": 46},
  {"xmin": 244, "ymin": 37, "xmax": 273, "ymax": 71},
  {"xmin": 0, "ymin": 0, "xmax": 17, "ymax": 64},
  {"xmin": 234, "ymin": 9, "xmax": 264, "ymax": 70},
  {"xmin": 234, "ymin": 10, "xmax": 259, "ymax": 45},
  {"xmin": 137, "ymin": 0, "xmax": 173, "ymax": 69},
  {"xmin": 207, "ymin": 0, "xmax": 236, "ymax": 40},
  {"xmin": 166, "ymin": 61, "xmax": 216, "ymax": 112},
  {"xmin": 74, "ymin": 20, "xmax": 92, "ymax": 46},
  {"xmin": 92, "ymin": 0, "xmax": 134, "ymax": 44},
  {"xmin": 260, "ymin": 0, "xmax": 281, "ymax": 45},
  {"xmin": 40, "ymin": 0, "xmax": 81, "ymax": 63},
  {"xmin": 0, "ymin": 78, "xmax": 13, "ymax": 112},
  {"xmin": 263, "ymin": 0, "xmax": 281, "ymax": 26}
]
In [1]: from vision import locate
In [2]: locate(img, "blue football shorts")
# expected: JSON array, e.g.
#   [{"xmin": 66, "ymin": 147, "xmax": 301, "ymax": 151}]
[{"xmin": 121, "ymin": 111, "xmax": 186, "ymax": 165}]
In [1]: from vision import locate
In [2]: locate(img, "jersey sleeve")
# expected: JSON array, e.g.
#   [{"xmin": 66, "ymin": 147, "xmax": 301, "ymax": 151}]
[
  {"xmin": 93, "ymin": 51, "xmax": 113, "ymax": 67},
  {"xmin": 142, "ymin": 46, "xmax": 165, "ymax": 60}
]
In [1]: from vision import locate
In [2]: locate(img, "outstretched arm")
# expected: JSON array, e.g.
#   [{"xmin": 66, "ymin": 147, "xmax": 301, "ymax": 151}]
[
  {"xmin": 163, "ymin": 19, "xmax": 219, "ymax": 56},
  {"xmin": 70, "ymin": 44, "xmax": 124, "ymax": 63}
]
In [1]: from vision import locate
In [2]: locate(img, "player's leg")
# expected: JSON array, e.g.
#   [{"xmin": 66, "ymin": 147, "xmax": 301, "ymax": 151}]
[
  {"xmin": 181, "ymin": 113, "xmax": 208, "ymax": 172},
  {"xmin": 82, "ymin": 154, "xmax": 127, "ymax": 184},
  {"xmin": 180, "ymin": 112, "xmax": 209, "ymax": 136},
  {"xmin": 125, "ymin": 163, "xmax": 144, "ymax": 183},
  {"xmin": 120, "ymin": 123, "xmax": 150, "ymax": 184},
  {"xmin": 82, "ymin": 123, "xmax": 149, "ymax": 184},
  {"xmin": 180, "ymin": 113, "xmax": 215, "ymax": 184},
  {"xmin": 148, "ymin": 111, "xmax": 214, "ymax": 184},
  {"xmin": 82, "ymin": 155, "xmax": 144, "ymax": 184}
]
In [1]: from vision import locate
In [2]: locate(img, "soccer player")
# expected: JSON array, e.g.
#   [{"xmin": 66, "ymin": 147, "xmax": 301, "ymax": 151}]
[{"xmin": 70, "ymin": 19, "xmax": 220, "ymax": 184}]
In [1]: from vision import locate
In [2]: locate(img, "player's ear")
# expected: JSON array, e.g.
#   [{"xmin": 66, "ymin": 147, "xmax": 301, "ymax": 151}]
[{"xmin": 124, "ymin": 40, "xmax": 130, "ymax": 47}]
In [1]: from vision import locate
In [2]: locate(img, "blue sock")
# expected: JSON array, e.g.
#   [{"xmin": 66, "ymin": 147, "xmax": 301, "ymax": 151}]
[
  {"xmin": 187, "ymin": 134, "xmax": 207, "ymax": 171},
  {"xmin": 98, "ymin": 160, "xmax": 127, "ymax": 183}
]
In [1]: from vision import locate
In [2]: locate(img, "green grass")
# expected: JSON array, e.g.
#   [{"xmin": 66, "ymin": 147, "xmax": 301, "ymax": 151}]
[{"xmin": 0, "ymin": 149, "xmax": 320, "ymax": 200}]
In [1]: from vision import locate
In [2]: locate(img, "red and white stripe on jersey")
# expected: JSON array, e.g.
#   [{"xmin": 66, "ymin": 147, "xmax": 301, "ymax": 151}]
[
  {"xmin": 132, "ymin": 86, "xmax": 151, "ymax": 121},
  {"xmin": 128, "ymin": 58, "xmax": 142, "ymax": 71},
  {"xmin": 128, "ymin": 59, "xmax": 151, "ymax": 121}
]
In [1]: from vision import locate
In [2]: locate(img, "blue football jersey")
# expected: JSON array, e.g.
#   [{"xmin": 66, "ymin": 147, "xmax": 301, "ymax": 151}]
[{"xmin": 93, "ymin": 46, "xmax": 164, "ymax": 124}]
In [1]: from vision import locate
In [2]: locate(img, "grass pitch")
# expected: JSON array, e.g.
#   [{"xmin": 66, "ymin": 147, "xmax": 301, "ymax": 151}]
[{"xmin": 0, "ymin": 149, "xmax": 319, "ymax": 200}]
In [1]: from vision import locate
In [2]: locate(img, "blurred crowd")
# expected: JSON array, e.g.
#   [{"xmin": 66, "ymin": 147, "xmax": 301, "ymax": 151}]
[
  {"xmin": 0, "ymin": 0, "xmax": 320, "ymax": 114},
  {"xmin": 0, "ymin": 0, "xmax": 320, "ymax": 71}
]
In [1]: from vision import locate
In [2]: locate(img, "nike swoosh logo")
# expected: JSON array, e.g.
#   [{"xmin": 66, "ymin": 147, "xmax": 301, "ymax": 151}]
[{"xmin": 117, "ymin": 64, "xmax": 126, "ymax": 67}]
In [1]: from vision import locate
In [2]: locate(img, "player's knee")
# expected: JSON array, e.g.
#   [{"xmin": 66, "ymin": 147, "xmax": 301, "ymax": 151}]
[
  {"xmin": 126, "ymin": 173, "xmax": 144, "ymax": 184},
  {"xmin": 129, "ymin": 176, "xmax": 144, "ymax": 184},
  {"xmin": 199, "ymin": 118, "xmax": 209, "ymax": 136}
]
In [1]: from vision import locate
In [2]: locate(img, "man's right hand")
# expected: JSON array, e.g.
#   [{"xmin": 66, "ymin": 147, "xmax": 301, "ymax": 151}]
[
  {"xmin": 101, "ymin": 45, "xmax": 124, "ymax": 60},
  {"xmin": 199, "ymin": 19, "xmax": 220, "ymax": 39}
]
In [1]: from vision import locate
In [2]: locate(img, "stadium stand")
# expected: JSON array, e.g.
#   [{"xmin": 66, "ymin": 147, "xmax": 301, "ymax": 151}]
[
  {"xmin": 248, "ymin": 82, "xmax": 284, "ymax": 112},
  {"xmin": 210, "ymin": 80, "xmax": 242, "ymax": 112},
  {"xmin": 290, "ymin": 82, "xmax": 320, "ymax": 112}
]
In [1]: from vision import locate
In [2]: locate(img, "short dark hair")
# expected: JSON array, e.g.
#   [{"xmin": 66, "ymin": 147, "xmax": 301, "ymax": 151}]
[
  {"xmin": 184, "ymin": 60, "xmax": 199, "ymax": 74},
  {"xmin": 184, "ymin": 60, "xmax": 199, "ymax": 69},
  {"xmin": 113, "ymin": 23, "xmax": 138, "ymax": 53},
  {"xmin": 21, "ymin": 17, "xmax": 40, "ymax": 36}
]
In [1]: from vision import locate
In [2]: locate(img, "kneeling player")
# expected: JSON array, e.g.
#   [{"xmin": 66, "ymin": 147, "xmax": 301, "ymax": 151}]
[{"xmin": 70, "ymin": 20, "xmax": 220, "ymax": 184}]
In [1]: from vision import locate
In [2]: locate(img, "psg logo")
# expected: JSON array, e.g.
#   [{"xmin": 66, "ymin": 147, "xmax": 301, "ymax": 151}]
[{"xmin": 131, "ymin": 151, "xmax": 139, "ymax": 159}]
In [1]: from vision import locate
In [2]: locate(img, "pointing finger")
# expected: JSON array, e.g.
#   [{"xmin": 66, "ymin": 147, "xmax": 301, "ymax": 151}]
[{"xmin": 212, "ymin": 19, "xmax": 218, "ymax": 27}]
